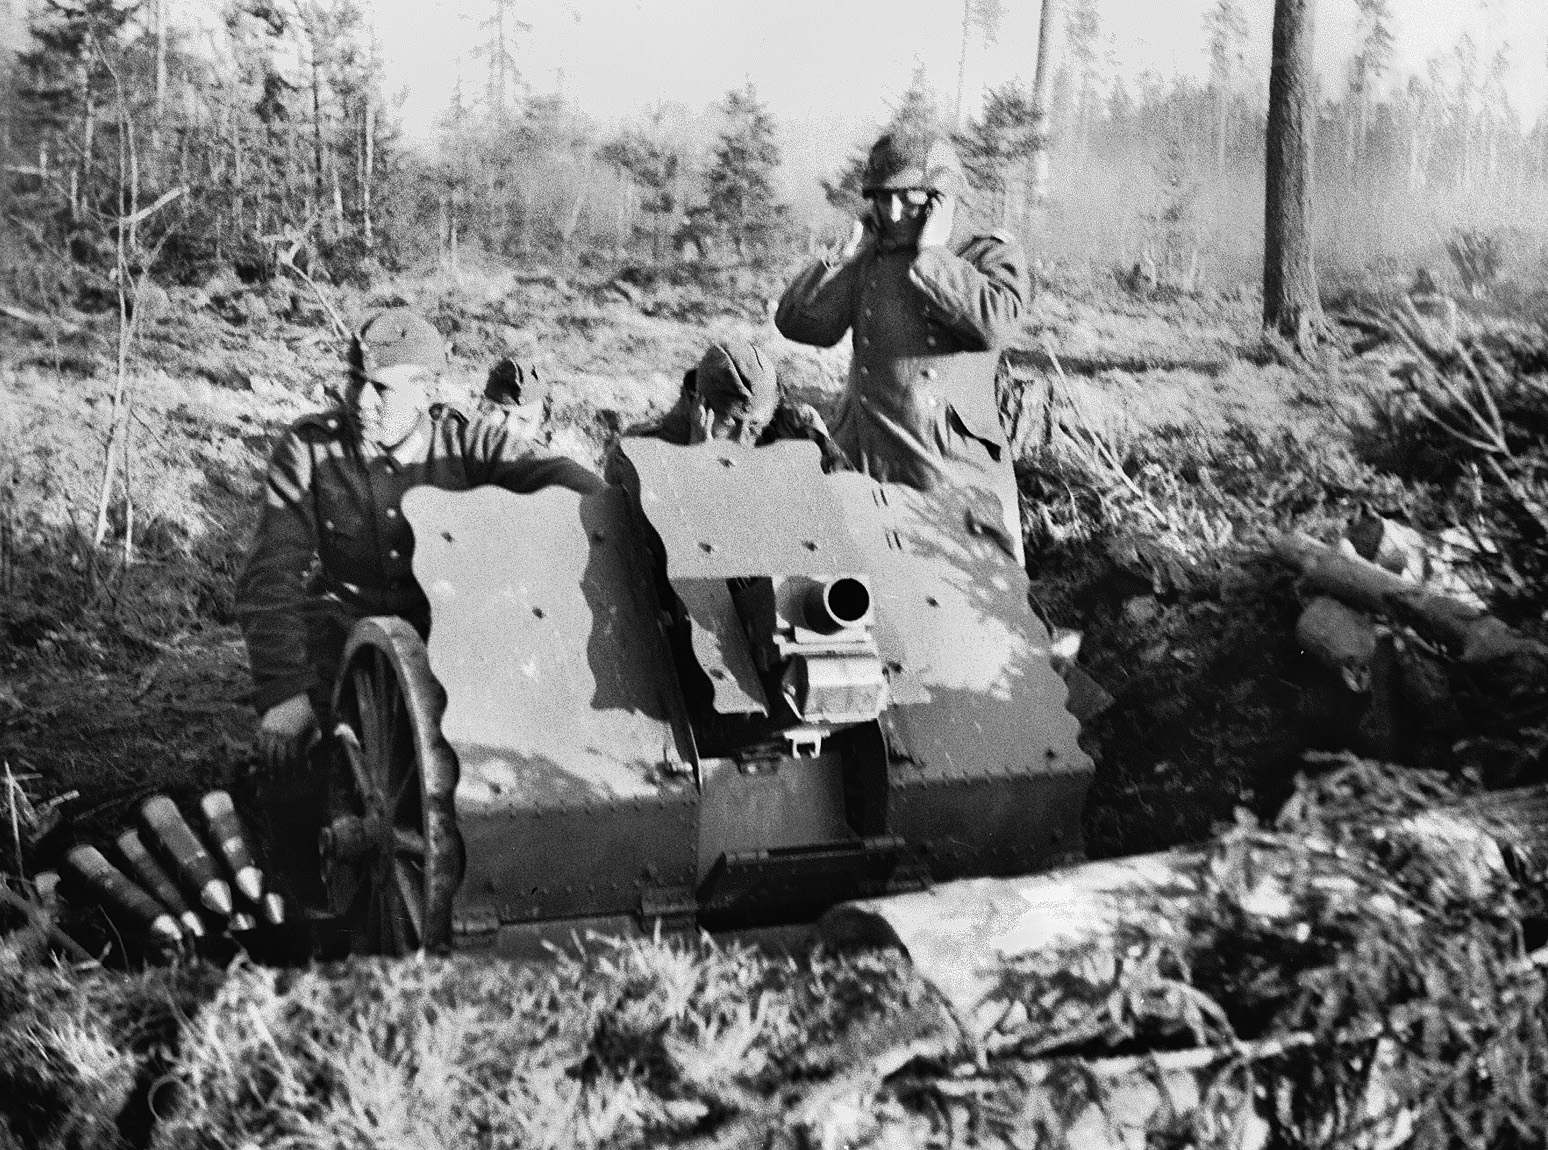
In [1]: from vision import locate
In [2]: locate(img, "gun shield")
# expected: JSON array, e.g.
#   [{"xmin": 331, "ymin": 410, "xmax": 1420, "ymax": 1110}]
[
  {"xmin": 65, "ymin": 844, "xmax": 182, "ymax": 945},
  {"xmin": 116, "ymin": 829, "xmax": 205, "ymax": 939},
  {"xmin": 140, "ymin": 795, "xmax": 233, "ymax": 916},
  {"xmin": 200, "ymin": 790, "xmax": 264, "ymax": 904}
]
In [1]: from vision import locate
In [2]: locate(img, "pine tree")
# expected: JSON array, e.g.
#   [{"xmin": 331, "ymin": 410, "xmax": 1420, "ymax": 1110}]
[
  {"xmin": 679, "ymin": 82, "xmax": 787, "ymax": 264},
  {"xmin": 958, "ymin": 82, "xmax": 1039, "ymax": 226}
]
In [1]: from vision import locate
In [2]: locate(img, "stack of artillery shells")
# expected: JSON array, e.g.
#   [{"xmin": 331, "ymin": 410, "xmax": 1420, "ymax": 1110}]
[{"xmin": 60, "ymin": 790, "xmax": 285, "ymax": 953}]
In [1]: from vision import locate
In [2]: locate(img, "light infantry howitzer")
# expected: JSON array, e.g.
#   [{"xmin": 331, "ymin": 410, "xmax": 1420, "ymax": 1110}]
[{"xmin": 311, "ymin": 436, "xmax": 1093, "ymax": 956}]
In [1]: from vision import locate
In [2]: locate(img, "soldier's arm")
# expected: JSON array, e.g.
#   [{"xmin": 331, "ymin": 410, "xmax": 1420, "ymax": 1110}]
[
  {"xmin": 466, "ymin": 411, "xmax": 607, "ymax": 495},
  {"xmin": 234, "ymin": 430, "xmax": 324, "ymax": 714},
  {"xmin": 907, "ymin": 233, "xmax": 1031, "ymax": 349},
  {"xmin": 774, "ymin": 254, "xmax": 860, "ymax": 348}
]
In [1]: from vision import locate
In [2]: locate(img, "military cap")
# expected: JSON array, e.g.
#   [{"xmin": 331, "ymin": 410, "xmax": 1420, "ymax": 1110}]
[
  {"xmin": 349, "ymin": 308, "xmax": 446, "ymax": 378},
  {"xmin": 484, "ymin": 357, "xmax": 549, "ymax": 408},
  {"xmin": 690, "ymin": 338, "xmax": 778, "ymax": 422},
  {"xmin": 861, "ymin": 133, "xmax": 967, "ymax": 197}
]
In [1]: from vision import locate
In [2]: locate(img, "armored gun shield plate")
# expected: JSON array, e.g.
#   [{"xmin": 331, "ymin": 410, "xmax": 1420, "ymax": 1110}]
[
  {"xmin": 403, "ymin": 486, "xmax": 700, "ymax": 933},
  {"xmin": 404, "ymin": 485, "xmax": 693, "ymax": 802},
  {"xmin": 830, "ymin": 474, "xmax": 1093, "ymax": 875},
  {"xmin": 617, "ymin": 437, "xmax": 913, "ymax": 713}
]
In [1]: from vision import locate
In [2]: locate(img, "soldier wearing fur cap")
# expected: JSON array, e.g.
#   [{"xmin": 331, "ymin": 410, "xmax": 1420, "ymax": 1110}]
[
  {"xmin": 775, "ymin": 132, "xmax": 1030, "ymax": 559},
  {"xmin": 236, "ymin": 307, "xmax": 604, "ymax": 774}
]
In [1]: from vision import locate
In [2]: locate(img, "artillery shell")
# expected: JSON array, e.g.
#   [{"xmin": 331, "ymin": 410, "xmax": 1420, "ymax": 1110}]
[
  {"xmin": 260, "ymin": 892, "xmax": 285, "ymax": 926},
  {"xmin": 64, "ymin": 844, "xmax": 182, "ymax": 945},
  {"xmin": 199, "ymin": 790, "xmax": 264, "ymax": 903},
  {"xmin": 140, "ymin": 795, "xmax": 232, "ymax": 917},
  {"xmin": 228, "ymin": 912, "xmax": 258, "ymax": 933},
  {"xmin": 115, "ymin": 829, "xmax": 205, "ymax": 939}
]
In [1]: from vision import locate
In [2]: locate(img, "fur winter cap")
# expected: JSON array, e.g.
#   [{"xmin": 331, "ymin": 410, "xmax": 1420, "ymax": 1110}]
[
  {"xmin": 861, "ymin": 133, "xmax": 967, "ymax": 197},
  {"xmin": 349, "ymin": 308, "xmax": 447, "ymax": 378}
]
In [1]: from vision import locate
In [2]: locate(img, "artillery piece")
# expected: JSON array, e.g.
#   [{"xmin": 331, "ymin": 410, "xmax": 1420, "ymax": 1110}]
[{"xmin": 318, "ymin": 437, "xmax": 1092, "ymax": 955}]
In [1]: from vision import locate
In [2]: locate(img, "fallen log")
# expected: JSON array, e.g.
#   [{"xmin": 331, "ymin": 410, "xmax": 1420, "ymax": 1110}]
[{"xmin": 1272, "ymin": 530, "xmax": 1547, "ymax": 665}]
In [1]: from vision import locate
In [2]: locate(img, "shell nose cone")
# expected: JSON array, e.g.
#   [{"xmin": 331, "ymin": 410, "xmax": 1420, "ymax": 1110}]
[
  {"xmin": 201, "ymin": 880, "xmax": 234, "ymax": 916},
  {"xmin": 150, "ymin": 915, "xmax": 183, "ymax": 945},
  {"xmin": 235, "ymin": 867, "xmax": 264, "ymax": 903}
]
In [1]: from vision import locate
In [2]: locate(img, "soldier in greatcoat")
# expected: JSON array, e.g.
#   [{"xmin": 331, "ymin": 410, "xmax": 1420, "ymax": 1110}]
[{"xmin": 775, "ymin": 132, "xmax": 1031, "ymax": 559}]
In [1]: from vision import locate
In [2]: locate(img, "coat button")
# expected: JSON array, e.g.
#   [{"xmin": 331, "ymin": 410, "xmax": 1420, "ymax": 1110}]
[
  {"xmin": 324, "ymin": 519, "xmax": 336, "ymax": 531},
  {"xmin": 926, "ymin": 336, "xmax": 937, "ymax": 348},
  {"xmin": 326, "ymin": 419, "xmax": 338, "ymax": 430},
  {"xmin": 386, "ymin": 507, "xmax": 398, "ymax": 519},
  {"xmin": 859, "ymin": 366, "xmax": 870, "ymax": 376},
  {"xmin": 388, "ymin": 549, "xmax": 400, "ymax": 560}
]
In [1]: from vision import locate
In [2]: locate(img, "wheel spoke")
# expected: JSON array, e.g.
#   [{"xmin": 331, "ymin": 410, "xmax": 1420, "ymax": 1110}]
[
  {"xmin": 393, "ymin": 828, "xmax": 426, "ymax": 858},
  {"xmin": 393, "ymin": 859, "xmax": 424, "ymax": 945},
  {"xmin": 334, "ymin": 726, "xmax": 376, "ymax": 804},
  {"xmin": 354, "ymin": 665, "xmax": 383, "ymax": 780},
  {"xmin": 359, "ymin": 876, "xmax": 379, "ymax": 954}
]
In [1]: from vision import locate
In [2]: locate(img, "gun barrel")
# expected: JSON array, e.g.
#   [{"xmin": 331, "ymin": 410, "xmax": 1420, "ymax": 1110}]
[
  {"xmin": 140, "ymin": 796, "xmax": 232, "ymax": 916},
  {"xmin": 200, "ymin": 790, "xmax": 264, "ymax": 903},
  {"xmin": 803, "ymin": 575, "xmax": 873, "ymax": 633},
  {"xmin": 65, "ymin": 844, "xmax": 182, "ymax": 945}
]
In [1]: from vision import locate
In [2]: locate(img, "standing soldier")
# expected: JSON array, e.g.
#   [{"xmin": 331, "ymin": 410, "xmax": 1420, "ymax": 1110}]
[
  {"xmin": 775, "ymin": 132, "xmax": 1030, "ymax": 559},
  {"xmin": 235, "ymin": 308, "xmax": 603, "ymax": 898}
]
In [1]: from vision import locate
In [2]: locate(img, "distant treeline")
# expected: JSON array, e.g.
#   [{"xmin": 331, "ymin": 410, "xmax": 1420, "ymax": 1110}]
[{"xmin": 3, "ymin": 0, "xmax": 1545, "ymax": 290}]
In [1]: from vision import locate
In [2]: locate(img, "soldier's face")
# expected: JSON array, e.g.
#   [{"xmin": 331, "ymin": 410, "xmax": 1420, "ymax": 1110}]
[
  {"xmin": 867, "ymin": 189, "xmax": 930, "ymax": 245},
  {"xmin": 689, "ymin": 399, "xmax": 769, "ymax": 447},
  {"xmin": 350, "ymin": 364, "xmax": 432, "ymax": 446}
]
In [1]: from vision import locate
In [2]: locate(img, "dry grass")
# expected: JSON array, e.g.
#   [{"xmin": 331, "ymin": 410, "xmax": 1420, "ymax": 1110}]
[{"xmin": 145, "ymin": 939, "xmax": 918, "ymax": 1150}]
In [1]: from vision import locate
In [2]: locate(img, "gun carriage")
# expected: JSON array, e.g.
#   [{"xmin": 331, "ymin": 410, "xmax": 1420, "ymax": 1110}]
[{"xmin": 319, "ymin": 437, "xmax": 1092, "ymax": 955}]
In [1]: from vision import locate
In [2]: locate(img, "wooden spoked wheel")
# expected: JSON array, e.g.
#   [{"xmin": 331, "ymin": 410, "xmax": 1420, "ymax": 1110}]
[{"xmin": 322, "ymin": 617, "xmax": 461, "ymax": 955}]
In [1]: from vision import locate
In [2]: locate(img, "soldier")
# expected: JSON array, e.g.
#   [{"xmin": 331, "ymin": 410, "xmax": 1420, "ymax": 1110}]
[
  {"xmin": 775, "ymin": 132, "xmax": 1030, "ymax": 559},
  {"xmin": 632, "ymin": 337, "xmax": 844, "ymax": 468},
  {"xmin": 236, "ymin": 308, "xmax": 605, "ymax": 774}
]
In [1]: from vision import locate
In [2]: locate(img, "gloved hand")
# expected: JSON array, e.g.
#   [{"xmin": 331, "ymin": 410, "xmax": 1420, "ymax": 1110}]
[
  {"xmin": 836, "ymin": 216, "xmax": 875, "ymax": 264},
  {"xmin": 917, "ymin": 193, "xmax": 956, "ymax": 250},
  {"xmin": 257, "ymin": 692, "xmax": 318, "ymax": 775}
]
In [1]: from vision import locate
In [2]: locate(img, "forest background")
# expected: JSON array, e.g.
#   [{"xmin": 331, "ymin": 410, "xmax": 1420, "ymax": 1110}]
[{"xmin": 5, "ymin": 0, "xmax": 1548, "ymax": 297}]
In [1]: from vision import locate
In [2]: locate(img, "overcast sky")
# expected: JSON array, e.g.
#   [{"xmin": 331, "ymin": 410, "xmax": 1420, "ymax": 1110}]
[{"xmin": 370, "ymin": 0, "xmax": 1548, "ymax": 141}]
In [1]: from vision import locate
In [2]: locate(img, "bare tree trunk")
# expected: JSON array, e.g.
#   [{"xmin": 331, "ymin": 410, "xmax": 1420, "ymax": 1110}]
[
  {"xmin": 151, "ymin": 0, "xmax": 166, "ymax": 157},
  {"xmin": 1263, "ymin": 0, "xmax": 1326, "ymax": 345},
  {"xmin": 954, "ymin": 0, "xmax": 971, "ymax": 127},
  {"xmin": 1029, "ymin": 0, "xmax": 1059, "ymax": 203},
  {"xmin": 1215, "ymin": 88, "xmax": 1229, "ymax": 175},
  {"xmin": 311, "ymin": 52, "xmax": 325, "ymax": 211},
  {"xmin": 362, "ymin": 93, "xmax": 374, "ymax": 244}
]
